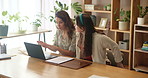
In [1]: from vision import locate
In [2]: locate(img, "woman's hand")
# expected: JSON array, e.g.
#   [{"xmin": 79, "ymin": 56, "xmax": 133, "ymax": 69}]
[
  {"xmin": 37, "ymin": 41, "xmax": 58, "ymax": 51},
  {"xmin": 37, "ymin": 41, "xmax": 49, "ymax": 48}
]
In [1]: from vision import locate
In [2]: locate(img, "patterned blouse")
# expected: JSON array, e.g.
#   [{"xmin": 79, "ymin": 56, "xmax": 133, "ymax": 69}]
[{"xmin": 53, "ymin": 29, "xmax": 76, "ymax": 55}]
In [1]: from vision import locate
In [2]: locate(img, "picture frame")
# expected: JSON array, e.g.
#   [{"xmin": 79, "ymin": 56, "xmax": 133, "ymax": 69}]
[{"xmin": 99, "ymin": 18, "xmax": 108, "ymax": 28}]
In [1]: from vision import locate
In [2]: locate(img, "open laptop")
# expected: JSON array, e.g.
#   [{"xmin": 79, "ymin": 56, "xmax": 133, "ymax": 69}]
[{"xmin": 24, "ymin": 42, "xmax": 57, "ymax": 60}]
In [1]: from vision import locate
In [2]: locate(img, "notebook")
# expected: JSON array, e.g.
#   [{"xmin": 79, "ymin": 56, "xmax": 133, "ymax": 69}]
[{"xmin": 24, "ymin": 42, "xmax": 57, "ymax": 60}]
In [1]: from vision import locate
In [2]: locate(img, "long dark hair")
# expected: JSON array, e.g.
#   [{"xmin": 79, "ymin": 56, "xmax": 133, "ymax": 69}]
[
  {"xmin": 76, "ymin": 14, "xmax": 96, "ymax": 57},
  {"xmin": 55, "ymin": 10, "xmax": 75, "ymax": 40}
]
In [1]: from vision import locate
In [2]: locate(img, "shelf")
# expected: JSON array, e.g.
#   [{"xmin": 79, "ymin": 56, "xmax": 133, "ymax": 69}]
[
  {"xmin": 110, "ymin": 29, "xmax": 130, "ymax": 33},
  {"xmin": 84, "ymin": 10, "xmax": 111, "ymax": 14},
  {"xmin": 135, "ymin": 30, "xmax": 148, "ymax": 33},
  {"xmin": 95, "ymin": 27, "xmax": 108, "ymax": 30},
  {"xmin": 134, "ymin": 48, "xmax": 148, "ymax": 53},
  {"xmin": 120, "ymin": 49, "xmax": 130, "ymax": 53},
  {"xmin": 135, "ymin": 24, "xmax": 148, "ymax": 27},
  {"xmin": 0, "ymin": 30, "xmax": 51, "ymax": 39},
  {"xmin": 134, "ymin": 66, "xmax": 148, "ymax": 72}
]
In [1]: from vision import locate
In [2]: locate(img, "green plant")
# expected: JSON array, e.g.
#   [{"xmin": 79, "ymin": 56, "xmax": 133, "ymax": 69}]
[
  {"xmin": 104, "ymin": 5, "xmax": 107, "ymax": 10},
  {"xmin": 31, "ymin": 13, "xmax": 47, "ymax": 27},
  {"xmin": 1, "ymin": 11, "xmax": 13, "ymax": 25},
  {"xmin": 71, "ymin": 2, "xmax": 82, "ymax": 15},
  {"xmin": 12, "ymin": 12, "xmax": 29, "ymax": 33},
  {"xmin": 137, "ymin": 5, "xmax": 148, "ymax": 18},
  {"xmin": 13, "ymin": 12, "xmax": 29, "ymax": 23},
  {"xmin": 107, "ymin": 4, "xmax": 111, "ymax": 7},
  {"xmin": 49, "ymin": 0, "xmax": 69, "ymax": 23},
  {"xmin": 114, "ymin": 8, "xmax": 131, "ymax": 22}
]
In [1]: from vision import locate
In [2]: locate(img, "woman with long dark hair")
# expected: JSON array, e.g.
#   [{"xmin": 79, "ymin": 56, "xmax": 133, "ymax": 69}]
[
  {"xmin": 38, "ymin": 10, "xmax": 76, "ymax": 57},
  {"xmin": 75, "ymin": 14, "xmax": 124, "ymax": 67}
]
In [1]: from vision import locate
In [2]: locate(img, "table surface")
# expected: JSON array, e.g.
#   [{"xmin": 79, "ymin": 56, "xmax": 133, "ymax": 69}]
[{"xmin": 0, "ymin": 55, "xmax": 148, "ymax": 78}]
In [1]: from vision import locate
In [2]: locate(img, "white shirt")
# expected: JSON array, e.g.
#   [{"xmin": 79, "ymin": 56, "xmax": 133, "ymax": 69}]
[{"xmin": 76, "ymin": 32, "xmax": 123, "ymax": 64}]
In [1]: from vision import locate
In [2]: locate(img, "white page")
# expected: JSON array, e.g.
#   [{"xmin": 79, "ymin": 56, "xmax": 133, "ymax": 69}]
[
  {"xmin": 45, "ymin": 56, "xmax": 74, "ymax": 64},
  {"xmin": 88, "ymin": 75, "xmax": 109, "ymax": 78}
]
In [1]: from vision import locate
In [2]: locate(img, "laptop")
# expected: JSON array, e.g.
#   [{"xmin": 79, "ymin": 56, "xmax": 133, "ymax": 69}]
[{"xmin": 24, "ymin": 42, "xmax": 57, "ymax": 60}]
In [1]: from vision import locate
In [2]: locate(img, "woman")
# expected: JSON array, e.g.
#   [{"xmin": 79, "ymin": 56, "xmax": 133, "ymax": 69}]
[
  {"xmin": 37, "ymin": 10, "xmax": 76, "ymax": 57},
  {"xmin": 75, "ymin": 14, "xmax": 124, "ymax": 67}
]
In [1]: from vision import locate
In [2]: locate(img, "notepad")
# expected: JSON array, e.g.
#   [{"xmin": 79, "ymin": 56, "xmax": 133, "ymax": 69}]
[
  {"xmin": 45, "ymin": 56, "xmax": 74, "ymax": 64},
  {"xmin": 0, "ymin": 54, "xmax": 12, "ymax": 60}
]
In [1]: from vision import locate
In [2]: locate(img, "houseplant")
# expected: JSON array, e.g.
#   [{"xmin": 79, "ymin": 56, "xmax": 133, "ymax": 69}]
[
  {"xmin": 103, "ymin": 4, "xmax": 111, "ymax": 11},
  {"xmin": 0, "ymin": 11, "xmax": 13, "ymax": 36},
  {"xmin": 106, "ymin": 4, "xmax": 111, "ymax": 11},
  {"xmin": 71, "ymin": 2, "xmax": 83, "ymax": 23},
  {"xmin": 49, "ymin": 0, "xmax": 69, "ymax": 23},
  {"xmin": 31, "ymin": 13, "xmax": 47, "ymax": 31},
  {"xmin": 12, "ymin": 12, "xmax": 29, "ymax": 34},
  {"xmin": 71, "ymin": 2, "xmax": 82, "ymax": 15},
  {"xmin": 114, "ymin": 8, "xmax": 131, "ymax": 30},
  {"xmin": 137, "ymin": 5, "xmax": 148, "ymax": 25}
]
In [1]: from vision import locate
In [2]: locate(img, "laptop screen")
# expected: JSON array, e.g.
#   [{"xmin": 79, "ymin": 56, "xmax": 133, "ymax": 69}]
[{"xmin": 24, "ymin": 42, "xmax": 46, "ymax": 60}]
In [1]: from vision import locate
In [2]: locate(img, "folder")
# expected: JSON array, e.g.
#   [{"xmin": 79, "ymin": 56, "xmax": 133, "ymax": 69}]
[
  {"xmin": 45, "ymin": 56, "xmax": 92, "ymax": 69},
  {"xmin": 60, "ymin": 59, "xmax": 92, "ymax": 69}
]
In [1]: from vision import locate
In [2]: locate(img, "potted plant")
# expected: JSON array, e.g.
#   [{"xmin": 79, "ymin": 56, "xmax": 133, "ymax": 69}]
[
  {"xmin": 49, "ymin": 0, "xmax": 69, "ymax": 23},
  {"xmin": 114, "ymin": 8, "xmax": 131, "ymax": 30},
  {"xmin": 12, "ymin": 12, "xmax": 29, "ymax": 34},
  {"xmin": 0, "ymin": 11, "xmax": 13, "ymax": 36},
  {"xmin": 103, "ymin": 5, "xmax": 107, "ymax": 11},
  {"xmin": 31, "ymin": 13, "xmax": 47, "ymax": 31},
  {"xmin": 137, "ymin": 5, "xmax": 148, "ymax": 25},
  {"xmin": 106, "ymin": 4, "xmax": 111, "ymax": 11},
  {"xmin": 71, "ymin": 2, "xmax": 83, "ymax": 23},
  {"xmin": 103, "ymin": 4, "xmax": 111, "ymax": 11}
]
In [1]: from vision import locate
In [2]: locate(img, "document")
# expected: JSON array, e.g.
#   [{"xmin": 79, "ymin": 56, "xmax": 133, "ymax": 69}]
[
  {"xmin": 88, "ymin": 75, "xmax": 109, "ymax": 78},
  {"xmin": 0, "ymin": 54, "xmax": 12, "ymax": 60},
  {"xmin": 45, "ymin": 56, "xmax": 74, "ymax": 64}
]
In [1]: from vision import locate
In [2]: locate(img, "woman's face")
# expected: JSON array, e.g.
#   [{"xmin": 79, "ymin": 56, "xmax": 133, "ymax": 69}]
[
  {"xmin": 55, "ymin": 17, "xmax": 65, "ymax": 30},
  {"xmin": 75, "ymin": 25, "xmax": 84, "ymax": 32}
]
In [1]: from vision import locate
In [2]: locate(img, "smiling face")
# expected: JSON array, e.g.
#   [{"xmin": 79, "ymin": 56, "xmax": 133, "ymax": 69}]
[{"xmin": 55, "ymin": 17, "xmax": 65, "ymax": 30}]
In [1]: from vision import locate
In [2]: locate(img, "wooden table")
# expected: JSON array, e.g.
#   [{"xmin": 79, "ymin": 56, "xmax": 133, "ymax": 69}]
[{"xmin": 0, "ymin": 55, "xmax": 148, "ymax": 78}]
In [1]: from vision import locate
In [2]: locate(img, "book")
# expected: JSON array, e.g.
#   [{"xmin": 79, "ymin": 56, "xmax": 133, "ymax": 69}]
[
  {"xmin": 45, "ymin": 56, "xmax": 74, "ymax": 64},
  {"xmin": 0, "ymin": 54, "xmax": 12, "ymax": 60}
]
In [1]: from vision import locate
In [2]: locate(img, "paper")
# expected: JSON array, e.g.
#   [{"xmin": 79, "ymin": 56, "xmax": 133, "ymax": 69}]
[
  {"xmin": 0, "ymin": 54, "xmax": 12, "ymax": 60},
  {"xmin": 45, "ymin": 56, "xmax": 74, "ymax": 64},
  {"xmin": 88, "ymin": 75, "xmax": 109, "ymax": 78}
]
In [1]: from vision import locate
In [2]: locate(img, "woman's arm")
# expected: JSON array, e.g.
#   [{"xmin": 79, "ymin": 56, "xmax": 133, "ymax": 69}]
[
  {"xmin": 101, "ymin": 35, "xmax": 124, "ymax": 68},
  {"xmin": 37, "ymin": 41, "xmax": 75, "ymax": 57}
]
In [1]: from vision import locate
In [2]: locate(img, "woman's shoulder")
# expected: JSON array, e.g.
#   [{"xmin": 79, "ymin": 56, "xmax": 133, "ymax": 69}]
[{"xmin": 93, "ymin": 32, "xmax": 108, "ymax": 39}]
